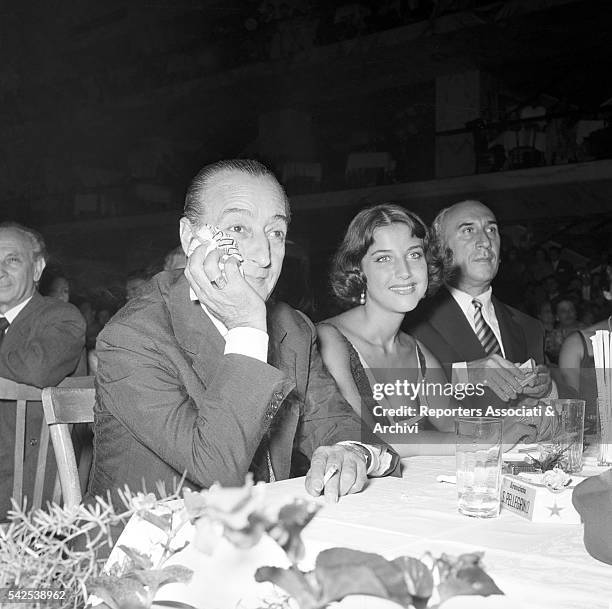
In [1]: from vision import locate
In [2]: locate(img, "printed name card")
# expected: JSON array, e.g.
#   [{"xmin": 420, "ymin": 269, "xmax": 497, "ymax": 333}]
[{"xmin": 501, "ymin": 474, "xmax": 584, "ymax": 524}]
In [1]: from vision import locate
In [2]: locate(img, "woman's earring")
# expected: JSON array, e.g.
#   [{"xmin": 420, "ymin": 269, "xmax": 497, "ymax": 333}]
[{"xmin": 360, "ymin": 290, "xmax": 366, "ymax": 306}]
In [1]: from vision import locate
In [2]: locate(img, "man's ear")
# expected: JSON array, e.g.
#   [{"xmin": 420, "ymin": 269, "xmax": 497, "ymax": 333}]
[
  {"xmin": 179, "ymin": 218, "xmax": 194, "ymax": 256},
  {"xmin": 33, "ymin": 257, "xmax": 46, "ymax": 283}
]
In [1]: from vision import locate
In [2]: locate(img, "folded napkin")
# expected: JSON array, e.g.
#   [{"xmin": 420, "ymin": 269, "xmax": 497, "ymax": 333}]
[
  {"xmin": 572, "ymin": 469, "xmax": 612, "ymax": 565},
  {"xmin": 502, "ymin": 443, "xmax": 540, "ymax": 462}
]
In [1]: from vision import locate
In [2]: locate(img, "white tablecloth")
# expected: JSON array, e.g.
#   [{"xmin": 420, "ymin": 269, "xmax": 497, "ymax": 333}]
[
  {"xmin": 259, "ymin": 456, "xmax": 612, "ymax": 609},
  {"xmin": 112, "ymin": 456, "xmax": 612, "ymax": 609}
]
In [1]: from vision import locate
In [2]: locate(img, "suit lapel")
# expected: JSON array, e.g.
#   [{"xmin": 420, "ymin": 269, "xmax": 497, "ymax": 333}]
[
  {"xmin": 168, "ymin": 274, "xmax": 225, "ymax": 388},
  {"xmin": 266, "ymin": 305, "xmax": 297, "ymax": 481},
  {"xmin": 169, "ymin": 278, "xmax": 299, "ymax": 479},
  {"xmin": 493, "ymin": 297, "xmax": 526, "ymax": 363},
  {"xmin": 2, "ymin": 292, "xmax": 44, "ymax": 351},
  {"xmin": 429, "ymin": 290, "xmax": 486, "ymax": 362}
]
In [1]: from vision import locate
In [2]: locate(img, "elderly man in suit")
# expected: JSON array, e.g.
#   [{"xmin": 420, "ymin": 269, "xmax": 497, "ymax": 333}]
[
  {"xmin": 87, "ymin": 159, "xmax": 398, "ymax": 508},
  {"xmin": 406, "ymin": 200, "xmax": 553, "ymax": 410},
  {"xmin": 0, "ymin": 222, "xmax": 86, "ymax": 519}
]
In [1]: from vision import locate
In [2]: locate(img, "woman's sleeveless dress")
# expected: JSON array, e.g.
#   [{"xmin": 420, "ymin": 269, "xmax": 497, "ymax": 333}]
[{"xmin": 337, "ymin": 333, "xmax": 430, "ymax": 428}]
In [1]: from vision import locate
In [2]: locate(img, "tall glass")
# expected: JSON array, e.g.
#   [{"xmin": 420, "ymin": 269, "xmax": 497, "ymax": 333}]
[
  {"xmin": 598, "ymin": 397, "xmax": 612, "ymax": 466},
  {"xmin": 456, "ymin": 417, "xmax": 502, "ymax": 518},
  {"xmin": 548, "ymin": 399, "xmax": 585, "ymax": 472}
]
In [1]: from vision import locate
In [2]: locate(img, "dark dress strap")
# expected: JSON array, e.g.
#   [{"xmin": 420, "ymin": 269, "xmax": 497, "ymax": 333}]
[
  {"xmin": 334, "ymin": 332, "xmax": 381, "ymax": 423},
  {"xmin": 336, "ymin": 331, "xmax": 427, "ymax": 426},
  {"xmin": 415, "ymin": 342, "xmax": 427, "ymax": 377}
]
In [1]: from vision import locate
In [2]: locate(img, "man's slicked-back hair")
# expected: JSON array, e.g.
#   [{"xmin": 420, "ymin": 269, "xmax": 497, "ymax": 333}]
[
  {"xmin": 183, "ymin": 159, "xmax": 290, "ymax": 226},
  {"xmin": 0, "ymin": 221, "xmax": 47, "ymax": 263},
  {"xmin": 431, "ymin": 199, "xmax": 490, "ymax": 250}
]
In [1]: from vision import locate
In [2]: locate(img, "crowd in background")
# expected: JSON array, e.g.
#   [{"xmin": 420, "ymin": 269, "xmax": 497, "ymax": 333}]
[{"xmin": 494, "ymin": 245, "xmax": 612, "ymax": 365}]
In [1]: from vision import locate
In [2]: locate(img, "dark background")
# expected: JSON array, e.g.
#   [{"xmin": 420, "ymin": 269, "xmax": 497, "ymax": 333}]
[{"xmin": 1, "ymin": 0, "xmax": 611, "ymax": 318}]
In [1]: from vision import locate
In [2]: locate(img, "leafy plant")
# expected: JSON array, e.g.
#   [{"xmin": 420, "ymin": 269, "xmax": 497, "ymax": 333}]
[
  {"xmin": 527, "ymin": 444, "xmax": 570, "ymax": 472},
  {"xmin": 0, "ymin": 485, "xmax": 188, "ymax": 609},
  {"xmin": 255, "ymin": 548, "xmax": 502, "ymax": 609}
]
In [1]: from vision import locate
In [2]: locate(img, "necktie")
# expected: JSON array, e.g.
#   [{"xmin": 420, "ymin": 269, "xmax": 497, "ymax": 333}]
[
  {"xmin": 472, "ymin": 299, "xmax": 502, "ymax": 356},
  {"xmin": 0, "ymin": 317, "xmax": 9, "ymax": 348}
]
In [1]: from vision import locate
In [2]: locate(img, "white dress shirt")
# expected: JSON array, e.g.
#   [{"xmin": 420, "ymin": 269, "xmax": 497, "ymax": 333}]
[
  {"xmin": 0, "ymin": 295, "xmax": 33, "ymax": 326},
  {"xmin": 448, "ymin": 287, "xmax": 557, "ymax": 397},
  {"xmin": 449, "ymin": 286, "xmax": 505, "ymax": 357}
]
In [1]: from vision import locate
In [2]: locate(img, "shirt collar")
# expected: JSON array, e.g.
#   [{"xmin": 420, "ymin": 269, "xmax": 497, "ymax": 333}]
[
  {"xmin": 1, "ymin": 295, "xmax": 33, "ymax": 324},
  {"xmin": 449, "ymin": 286, "xmax": 493, "ymax": 316}
]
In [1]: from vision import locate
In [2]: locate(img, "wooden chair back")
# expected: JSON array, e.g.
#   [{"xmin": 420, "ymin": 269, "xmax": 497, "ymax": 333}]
[
  {"xmin": 41, "ymin": 384, "xmax": 96, "ymax": 509},
  {"xmin": 0, "ymin": 376, "xmax": 94, "ymax": 513}
]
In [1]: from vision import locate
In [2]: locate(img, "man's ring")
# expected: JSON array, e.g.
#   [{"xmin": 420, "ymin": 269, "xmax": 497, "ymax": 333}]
[{"xmin": 211, "ymin": 274, "xmax": 226, "ymax": 289}]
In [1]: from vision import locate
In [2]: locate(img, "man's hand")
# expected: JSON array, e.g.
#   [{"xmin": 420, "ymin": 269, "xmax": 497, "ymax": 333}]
[
  {"xmin": 466, "ymin": 355, "xmax": 527, "ymax": 401},
  {"xmin": 184, "ymin": 241, "xmax": 267, "ymax": 331},
  {"xmin": 510, "ymin": 396, "xmax": 558, "ymax": 441},
  {"xmin": 519, "ymin": 364, "xmax": 552, "ymax": 399},
  {"xmin": 502, "ymin": 417, "xmax": 538, "ymax": 452},
  {"xmin": 305, "ymin": 445, "xmax": 368, "ymax": 503}
]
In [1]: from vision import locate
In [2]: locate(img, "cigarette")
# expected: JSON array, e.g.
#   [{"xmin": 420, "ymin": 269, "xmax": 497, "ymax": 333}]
[
  {"xmin": 436, "ymin": 475, "xmax": 456, "ymax": 484},
  {"xmin": 322, "ymin": 465, "xmax": 340, "ymax": 489}
]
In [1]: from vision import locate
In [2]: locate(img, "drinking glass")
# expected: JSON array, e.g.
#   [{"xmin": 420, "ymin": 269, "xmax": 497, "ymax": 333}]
[
  {"xmin": 456, "ymin": 417, "xmax": 502, "ymax": 518},
  {"xmin": 598, "ymin": 396, "xmax": 612, "ymax": 466},
  {"xmin": 547, "ymin": 399, "xmax": 585, "ymax": 472}
]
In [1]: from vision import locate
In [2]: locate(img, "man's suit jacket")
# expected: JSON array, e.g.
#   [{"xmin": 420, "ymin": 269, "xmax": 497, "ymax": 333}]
[
  {"xmin": 405, "ymin": 288, "xmax": 545, "ymax": 408},
  {"xmin": 0, "ymin": 292, "xmax": 86, "ymax": 518},
  {"xmin": 87, "ymin": 271, "xmax": 390, "ymax": 507}
]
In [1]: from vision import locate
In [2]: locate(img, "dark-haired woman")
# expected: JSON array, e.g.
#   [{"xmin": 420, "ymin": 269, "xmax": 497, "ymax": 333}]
[{"xmin": 317, "ymin": 204, "xmax": 455, "ymax": 456}]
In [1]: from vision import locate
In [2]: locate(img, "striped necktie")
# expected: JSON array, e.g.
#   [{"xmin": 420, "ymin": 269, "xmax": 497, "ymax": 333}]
[
  {"xmin": 472, "ymin": 299, "xmax": 502, "ymax": 356},
  {"xmin": 0, "ymin": 317, "xmax": 9, "ymax": 348}
]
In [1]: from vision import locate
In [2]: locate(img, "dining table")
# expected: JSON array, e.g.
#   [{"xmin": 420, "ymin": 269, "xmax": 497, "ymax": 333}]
[{"xmin": 110, "ymin": 456, "xmax": 612, "ymax": 609}]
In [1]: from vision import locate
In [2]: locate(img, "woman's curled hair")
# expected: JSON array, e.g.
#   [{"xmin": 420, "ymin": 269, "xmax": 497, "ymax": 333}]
[{"xmin": 329, "ymin": 203, "xmax": 443, "ymax": 308}]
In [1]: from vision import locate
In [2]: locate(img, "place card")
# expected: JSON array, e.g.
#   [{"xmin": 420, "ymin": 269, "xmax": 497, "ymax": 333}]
[{"xmin": 500, "ymin": 473, "xmax": 584, "ymax": 524}]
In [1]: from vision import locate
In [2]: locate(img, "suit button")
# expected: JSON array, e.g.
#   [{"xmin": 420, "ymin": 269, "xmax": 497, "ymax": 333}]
[{"xmin": 29, "ymin": 438, "xmax": 38, "ymax": 446}]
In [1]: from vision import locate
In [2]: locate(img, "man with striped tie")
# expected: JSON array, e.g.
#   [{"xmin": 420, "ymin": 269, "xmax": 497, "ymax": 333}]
[{"xmin": 406, "ymin": 200, "xmax": 553, "ymax": 409}]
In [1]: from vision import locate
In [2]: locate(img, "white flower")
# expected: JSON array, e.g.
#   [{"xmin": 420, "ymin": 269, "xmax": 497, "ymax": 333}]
[
  {"xmin": 542, "ymin": 467, "xmax": 571, "ymax": 491},
  {"xmin": 130, "ymin": 492, "xmax": 158, "ymax": 512}
]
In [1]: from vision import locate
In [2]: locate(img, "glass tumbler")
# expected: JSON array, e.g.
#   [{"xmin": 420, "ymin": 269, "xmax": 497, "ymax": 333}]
[{"xmin": 456, "ymin": 417, "xmax": 503, "ymax": 518}]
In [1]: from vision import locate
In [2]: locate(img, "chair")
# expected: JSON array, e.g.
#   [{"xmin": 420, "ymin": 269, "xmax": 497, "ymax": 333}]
[
  {"xmin": 41, "ymin": 384, "xmax": 96, "ymax": 509},
  {"xmin": 0, "ymin": 376, "xmax": 94, "ymax": 514}
]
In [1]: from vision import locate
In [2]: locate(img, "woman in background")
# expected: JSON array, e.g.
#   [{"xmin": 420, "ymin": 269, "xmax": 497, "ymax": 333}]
[
  {"xmin": 558, "ymin": 317, "xmax": 611, "ymax": 430},
  {"xmin": 547, "ymin": 298, "xmax": 585, "ymax": 364},
  {"xmin": 39, "ymin": 266, "xmax": 71, "ymax": 303}
]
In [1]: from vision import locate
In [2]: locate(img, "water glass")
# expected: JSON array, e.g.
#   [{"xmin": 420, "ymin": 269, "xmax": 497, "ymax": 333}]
[
  {"xmin": 456, "ymin": 417, "xmax": 502, "ymax": 518},
  {"xmin": 547, "ymin": 399, "xmax": 585, "ymax": 472}
]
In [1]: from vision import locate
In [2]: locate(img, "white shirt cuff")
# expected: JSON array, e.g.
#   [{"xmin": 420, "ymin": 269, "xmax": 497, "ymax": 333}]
[
  {"xmin": 224, "ymin": 327, "xmax": 269, "ymax": 363},
  {"xmin": 452, "ymin": 361, "xmax": 469, "ymax": 385},
  {"xmin": 337, "ymin": 441, "xmax": 393, "ymax": 477}
]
